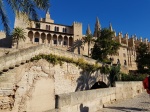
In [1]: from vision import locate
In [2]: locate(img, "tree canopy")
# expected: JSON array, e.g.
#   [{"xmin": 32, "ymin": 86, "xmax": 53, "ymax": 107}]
[
  {"xmin": 136, "ymin": 43, "xmax": 150, "ymax": 73},
  {"xmin": 0, "ymin": 0, "xmax": 50, "ymax": 35},
  {"xmin": 91, "ymin": 28, "xmax": 120, "ymax": 63}
]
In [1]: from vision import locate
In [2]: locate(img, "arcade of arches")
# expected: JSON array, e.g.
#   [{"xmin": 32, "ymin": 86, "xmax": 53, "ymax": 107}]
[{"xmin": 28, "ymin": 31, "xmax": 73, "ymax": 47}]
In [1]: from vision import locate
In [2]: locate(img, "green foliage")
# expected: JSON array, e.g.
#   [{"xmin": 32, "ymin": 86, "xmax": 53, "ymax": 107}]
[
  {"xmin": 121, "ymin": 73, "xmax": 147, "ymax": 81},
  {"xmin": 12, "ymin": 27, "xmax": 26, "ymax": 49},
  {"xmin": 100, "ymin": 65, "xmax": 110, "ymax": 74},
  {"xmin": 136, "ymin": 43, "xmax": 150, "ymax": 73},
  {"xmin": 91, "ymin": 28, "xmax": 120, "ymax": 62},
  {"xmin": 0, "ymin": 0, "xmax": 49, "ymax": 35},
  {"xmin": 31, "ymin": 54, "xmax": 101, "ymax": 72},
  {"xmin": 109, "ymin": 64, "xmax": 121, "ymax": 87}
]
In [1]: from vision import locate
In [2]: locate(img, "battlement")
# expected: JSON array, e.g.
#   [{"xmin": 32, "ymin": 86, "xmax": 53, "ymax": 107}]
[
  {"xmin": 114, "ymin": 32, "xmax": 150, "ymax": 48},
  {"xmin": 73, "ymin": 21, "xmax": 82, "ymax": 26}
]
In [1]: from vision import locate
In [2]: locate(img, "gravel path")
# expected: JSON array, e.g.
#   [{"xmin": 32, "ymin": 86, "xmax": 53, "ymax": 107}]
[{"xmin": 98, "ymin": 92, "xmax": 150, "ymax": 112}]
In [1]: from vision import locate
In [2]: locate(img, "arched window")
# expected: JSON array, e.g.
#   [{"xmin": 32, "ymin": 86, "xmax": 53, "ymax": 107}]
[
  {"xmin": 46, "ymin": 25, "xmax": 49, "ymax": 30},
  {"xmin": 124, "ymin": 60, "xmax": 127, "ymax": 66},
  {"xmin": 54, "ymin": 26, "xmax": 57, "ymax": 31},
  {"xmin": 117, "ymin": 59, "xmax": 120, "ymax": 65},
  {"xmin": 62, "ymin": 28, "xmax": 65, "ymax": 32},
  {"xmin": 57, "ymin": 27, "xmax": 59, "ymax": 32},
  {"xmin": 65, "ymin": 28, "xmax": 67, "ymax": 33}
]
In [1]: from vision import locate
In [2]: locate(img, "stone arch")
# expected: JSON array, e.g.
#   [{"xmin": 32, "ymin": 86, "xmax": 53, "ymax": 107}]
[
  {"xmin": 34, "ymin": 32, "xmax": 40, "ymax": 43},
  {"xmin": 53, "ymin": 35, "xmax": 57, "ymax": 45},
  {"xmin": 28, "ymin": 31, "xmax": 33, "ymax": 42},
  {"xmin": 47, "ymin": 34, "xmax": 51, "ymax": 44},
  {"xmin": 41, "ymin": 33, "xmax": 46, "ymax": 43},
  {"xmin": 58, "ymin": 35, "xmax": 63, "ymax": 45},
  {"xmin": 64, "ymin": 36, "xmax": 68, "ymax": 46},
  {"xmin": 69, "ymin": 37, "xmax": 73, "ymax": 46},
  {"xmin": 15, "ymin": 60, "xmax": 55, "ymax": 112}
]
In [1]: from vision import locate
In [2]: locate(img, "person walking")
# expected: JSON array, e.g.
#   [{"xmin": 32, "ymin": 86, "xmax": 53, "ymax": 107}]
[{"xmin": 143, "ymin": 75, "xmax": 150, "ymax": 95}]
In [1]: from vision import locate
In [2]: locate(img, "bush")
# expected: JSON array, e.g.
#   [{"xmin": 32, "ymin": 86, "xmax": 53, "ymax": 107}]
[{"xmin": 121, "ymin": 73, "xmax": 147, "ymax": 81}]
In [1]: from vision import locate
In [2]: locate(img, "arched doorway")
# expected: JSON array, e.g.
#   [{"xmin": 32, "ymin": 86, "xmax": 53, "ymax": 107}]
[
  {"xmin": 53, "ymin": 35, "xmax": 57, "ymax": 45},
  {"xmin": 69, "ymin": 37, "xmax": 73, "ymax": 46},
  {"xmin": 58, "ymin": 35, "xmax": 63, "ymax": 45},
  {"xmin": 41, "ymin": 33, "xmax": 46, "ymax": 44},
  {"xmin": 34, "ymin": 32, "xmax": 40, "ymax": 43},
  {"xmin": 47, "ymin": 34, "xmax": 51, "ymax": 44},
  {"xmin": 28, "ymin": 31, "xmax": 33, "ymax": 43},
  {"xmin": 64, "ymin": 36, "xmax": 68, "ymax": 46}
]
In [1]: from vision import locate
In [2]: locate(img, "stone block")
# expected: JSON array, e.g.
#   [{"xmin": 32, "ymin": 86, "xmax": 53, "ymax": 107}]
[
  {"xmin": 70, "ymin": 91, "xmax": 85, "ymax": 105},
  {"xmin": 56, "ymin": 93, "xmax": 71, "ymax": 108},
  {"xmin": 85, "ymin": 90, "xmax": 97, "ymax": 102},
  {"xmin": 115, "ymin": 93, "xmax": 123, "ymax": 101},
  {"xmin": 110, "ymin": 93, "xmax": 116, "ymax": 101}
]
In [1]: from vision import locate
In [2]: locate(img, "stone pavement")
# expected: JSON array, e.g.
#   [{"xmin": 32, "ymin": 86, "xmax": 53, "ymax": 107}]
[{"xmin": 98, "ymin": 92, "xmax": 150, "ymax": 112}]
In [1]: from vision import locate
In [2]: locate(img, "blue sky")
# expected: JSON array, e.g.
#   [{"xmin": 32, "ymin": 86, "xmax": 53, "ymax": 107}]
[{"xmin": 1, "ymin": 0, "xmax": 150, "ymax": 39}]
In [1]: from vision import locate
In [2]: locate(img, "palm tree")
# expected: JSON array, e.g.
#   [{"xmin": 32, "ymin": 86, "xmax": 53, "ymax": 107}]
[
  {"xmin": 12, "ymin": 27, "xmax": 26, "ymax": 49},
  {"xmin": 83, "ymin": 34, "xmax": 94, "ymax": 57},
  {"xmin": 83, "ymin": 24, "xmax": 94, "ymax": 57},
  {"xmin": 0, "ymin": 0, "xmax": 50, "ymax": 35}
]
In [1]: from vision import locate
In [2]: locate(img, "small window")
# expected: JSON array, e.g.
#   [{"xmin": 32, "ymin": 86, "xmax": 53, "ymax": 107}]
[
  {"xmin": 54, "ymin": 27, "xmax": 57, "ymax": 31},
  {"xmin": 35, "ymin": 23, "xmax": 40, "ymax": 29},
  {"xmin": 124, "ymin": 60, "xmax": 127, "ymax": 66},
  {"xmin": 117, "ymin": 59, "xmax": 120, "ymax": 65},
  {"xmin": 46, "ymin": 25, "xmax": 50, "ymax": 30},
  {"xmin": 57, "ymin": 27, "xmax": 59, "ymax": 32},
  {"xmin": 123, "ymin": 53, "xmax": 126, "ymax": 57},
  {"xmin": 34, "ymin": 38, "xmax": 39, "ymax": 42},
  {"xmin": 65, "ymin": 28, "xmax": 67, "ymax": 33}
]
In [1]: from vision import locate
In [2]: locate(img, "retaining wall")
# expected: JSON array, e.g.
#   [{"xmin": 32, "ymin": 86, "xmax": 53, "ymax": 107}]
[
  {"xmin": 52, "ymin": 81, "xmax": 144, "ymax": 112},
  {"xmin": 0, "ymin": 44, "xmax": 100, "ymax": 72}
]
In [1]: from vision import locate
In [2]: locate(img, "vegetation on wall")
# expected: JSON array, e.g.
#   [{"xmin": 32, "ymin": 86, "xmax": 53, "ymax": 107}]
[{"xmin": 31, "ymin": 54, "xmax": 101, "ymax": 72}]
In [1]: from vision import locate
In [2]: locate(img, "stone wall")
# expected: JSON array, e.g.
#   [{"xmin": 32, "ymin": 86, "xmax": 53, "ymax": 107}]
[
  {"xmin": 55, "ymin": 81, "xmax": 144, "ymax": 112},
  {"xmin": 0, "ymin": 44, "xmax": 101, "ymax": 72},
  {"xmin": 0, "ymin": 58, "xmax": 103, "ymax": 111}
]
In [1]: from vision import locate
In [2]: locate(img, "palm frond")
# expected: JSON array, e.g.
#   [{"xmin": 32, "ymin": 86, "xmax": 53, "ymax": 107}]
[{"xmin": 0, "ymin": 0, "xmax": 10, "ymax": 35}]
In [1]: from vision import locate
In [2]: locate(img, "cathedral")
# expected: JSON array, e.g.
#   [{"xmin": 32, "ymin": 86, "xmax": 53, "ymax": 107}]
[{"xmin": 12, "ymin": 10, "xmax": 149, "ymax": 73}]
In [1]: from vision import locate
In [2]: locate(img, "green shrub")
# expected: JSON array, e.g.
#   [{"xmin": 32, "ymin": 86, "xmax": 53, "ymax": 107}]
[
  {"xmin": 121, "ymin": 73, "xmax": 147, "ymax": 81},
  {"xmin": 30, "ymin": 54, "xmax": 101, "ymax": 72}
]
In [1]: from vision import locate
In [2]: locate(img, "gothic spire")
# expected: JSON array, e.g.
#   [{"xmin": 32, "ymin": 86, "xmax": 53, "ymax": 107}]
[
  {"xmin": 86, "ymin": 24, "xmax": 91, "ymax": 35},
  {"xmin": 109, "ymin": 22, "xmax": 113, "ymax": 31},
  {"xmin": 93, "ymin": 17, "xmax": 101, "ymax": 37}
]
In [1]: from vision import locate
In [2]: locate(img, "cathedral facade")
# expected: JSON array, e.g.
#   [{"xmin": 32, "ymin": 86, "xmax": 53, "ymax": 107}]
[{"xmin": 13, "ymin": 10, "xmax": 149, "ymax": 73}]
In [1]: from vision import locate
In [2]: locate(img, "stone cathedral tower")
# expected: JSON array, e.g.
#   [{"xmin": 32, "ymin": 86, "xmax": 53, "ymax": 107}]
[
  {"xmin": 86, "ymin": 24, "xmax": 91, "ymax": 35},
  {"xmin": 93, "ymin": 17, "xmax": 101, "ymax": 37}
]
